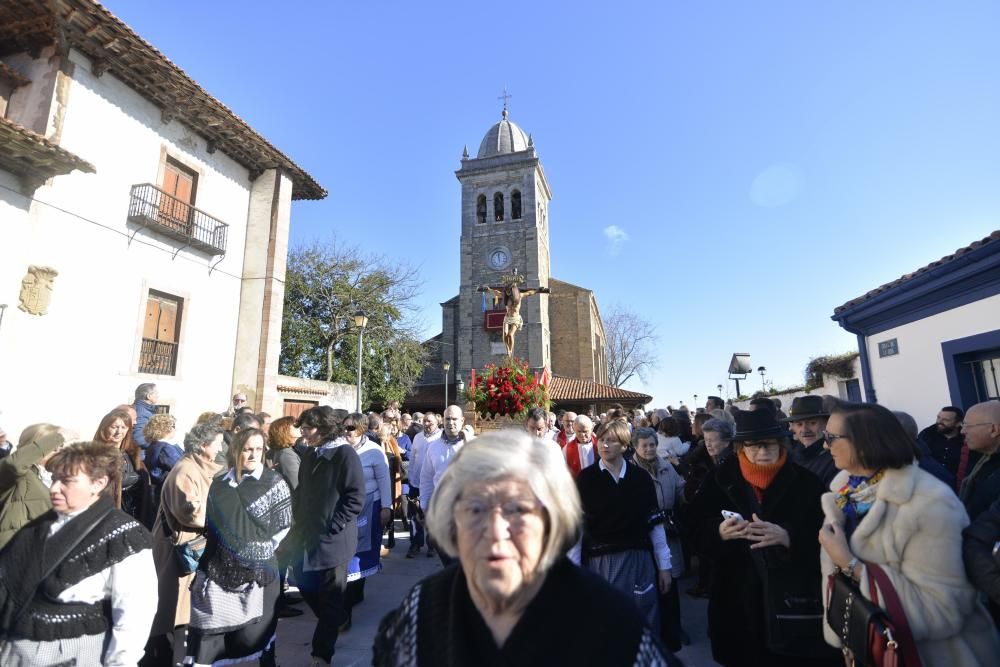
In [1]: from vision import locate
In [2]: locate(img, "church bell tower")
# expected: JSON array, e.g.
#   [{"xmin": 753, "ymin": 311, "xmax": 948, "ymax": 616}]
[{"xmin": 455, "ymin": 106, "xmax": 553, "ymax": 378}]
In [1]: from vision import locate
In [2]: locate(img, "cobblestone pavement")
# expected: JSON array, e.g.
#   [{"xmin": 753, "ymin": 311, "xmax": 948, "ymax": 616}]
[{"xmin": 230, "ymin": 526, "xmax": 720, "ymax": 666}]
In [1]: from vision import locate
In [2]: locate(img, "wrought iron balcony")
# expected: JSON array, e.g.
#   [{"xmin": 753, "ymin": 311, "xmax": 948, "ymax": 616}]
[
  {"xmin": 139, "ymin": 337, "xmax": 178, "ymax": 375},
  {"xmin": 127, "ymin": 183, "xmax": 228, "ymax": 256}
]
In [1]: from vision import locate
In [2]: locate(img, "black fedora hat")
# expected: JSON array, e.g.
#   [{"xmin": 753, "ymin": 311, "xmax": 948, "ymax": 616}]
[
  {"xmin": 730, "ymin": 409, "xmax": 788, "ymax": 441},
  {"xmin": 781, "ymin": 395, "xmax": 829, "ymax": 423}
]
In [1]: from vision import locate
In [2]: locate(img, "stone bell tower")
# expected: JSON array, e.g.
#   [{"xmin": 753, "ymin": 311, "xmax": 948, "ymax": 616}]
[{"xmin": 454, "ymin": 106, "xmax": 553, "ymax": 377}]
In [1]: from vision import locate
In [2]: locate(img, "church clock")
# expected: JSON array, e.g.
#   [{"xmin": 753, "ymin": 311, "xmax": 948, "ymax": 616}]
[{"xmin": 489, "ymin": 247, "xmax": 511, "ymax": 270}]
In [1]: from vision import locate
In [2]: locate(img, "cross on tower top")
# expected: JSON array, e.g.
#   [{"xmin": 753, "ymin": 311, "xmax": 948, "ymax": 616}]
[{"xmin": 498, "ymin": 87, "xmax": 512, "ymax": 118}]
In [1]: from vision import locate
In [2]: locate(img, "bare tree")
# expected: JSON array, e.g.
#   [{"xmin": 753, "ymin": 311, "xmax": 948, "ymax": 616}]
[{"xmin": 605, "ymin": 303, "xmax": 659, "ymax": 387}]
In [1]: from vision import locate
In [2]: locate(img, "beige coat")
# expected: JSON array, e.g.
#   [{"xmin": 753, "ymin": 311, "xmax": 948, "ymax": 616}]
[
  {"xmin": 150, "ymin": 453, "xmax": 220, "ymax": 636},
  {"xmin": 820, "ymin": 464, "xmax": 999, "ymax": 665}
]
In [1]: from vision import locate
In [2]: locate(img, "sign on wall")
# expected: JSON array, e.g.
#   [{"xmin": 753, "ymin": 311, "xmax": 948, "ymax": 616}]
[{"xmin": 878, "ymin": 338, "xmax": 899, "ymax": 358}]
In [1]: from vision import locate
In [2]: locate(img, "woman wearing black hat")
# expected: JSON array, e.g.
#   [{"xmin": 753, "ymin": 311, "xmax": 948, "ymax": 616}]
[{"xmin": 692, "ymin": 409, "xmax": 839, "ymax": 666}]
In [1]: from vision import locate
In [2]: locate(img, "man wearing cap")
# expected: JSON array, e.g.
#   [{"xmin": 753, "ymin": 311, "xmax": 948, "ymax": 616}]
[{"xmin": 783, "ymin": 395, "xmax": 838, "ymax": 487}]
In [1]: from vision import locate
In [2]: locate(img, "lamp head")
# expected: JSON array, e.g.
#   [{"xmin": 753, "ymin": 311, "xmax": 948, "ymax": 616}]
[{"xmin": 353, "ymin": 309, "xmax": 369, "ymax": 329}]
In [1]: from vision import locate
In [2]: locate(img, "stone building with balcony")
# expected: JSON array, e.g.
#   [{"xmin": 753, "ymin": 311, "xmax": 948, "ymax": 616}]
[{"xmin": 0, "ymin": 0, "xmax": 325, "ymax": 436}]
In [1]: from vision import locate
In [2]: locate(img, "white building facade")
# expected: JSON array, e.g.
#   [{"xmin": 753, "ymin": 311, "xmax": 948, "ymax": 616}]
[
  {"xmin": 832, "ymin": 230, "xmax": 1000, "ymax": 426},
  {"xmin": 0, "ymin": 1, "xmax": 325, "ymax": 437}
]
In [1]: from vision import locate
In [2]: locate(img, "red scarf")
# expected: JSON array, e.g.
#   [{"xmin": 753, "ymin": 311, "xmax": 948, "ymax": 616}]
[
  {"xmin": 556, "ymin": 429, "xmax": 571, "ymax": 450},
  {"xmin": 737, "ymin": 448, "xmax": 787, "ymax": 502},
  {"xmin": 956, "ymin": 443, "xmax": 972, "ymax": 491},
  {"xmin": 565, "ymin": 434, "xmax": 596, "ymax": 476}
]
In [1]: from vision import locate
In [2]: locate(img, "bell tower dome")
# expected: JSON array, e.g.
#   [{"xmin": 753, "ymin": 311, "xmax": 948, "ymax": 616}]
[{"xmin": 454, "ymin": 107, "xmax": 553, "ymax": 377}]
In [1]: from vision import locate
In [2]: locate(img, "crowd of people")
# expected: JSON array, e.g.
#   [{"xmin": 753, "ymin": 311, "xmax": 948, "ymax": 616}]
[{"xmin": 0, "ymin": 383, "xmax": 999, "ymax": 666}]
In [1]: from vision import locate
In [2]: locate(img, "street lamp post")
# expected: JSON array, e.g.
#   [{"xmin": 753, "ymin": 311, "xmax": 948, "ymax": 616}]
[
  {"xmin": 757, "ymin": 366, "xmax": 767, "ymax": 392},
  {"xmin": 717, "ymin": 383, "xmax": 724, "ymax": 400},
  {"xmin": 353, "ymin": 309, "xmax": 368, "ymax": 412},
  {"xmin": 456, "ymin": 374, "xmax": 465, "ymax": 404},
  {"xmin": 443, "ymin": 361, "xmax": 451, "ymax": 411},
  {"xmin": 693, "ymin": 394, "xmax": 698, "ymax": 406}
]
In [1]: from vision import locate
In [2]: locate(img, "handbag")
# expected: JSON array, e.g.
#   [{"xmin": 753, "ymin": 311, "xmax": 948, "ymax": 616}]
[
  {"xmin": 826, "ymin": 563, "xmax": 923, "ymax": 667},
  {"xmin": 159, "ymin": 507, "xmax": 206, "ymax": 576},
  {"xmin": 749, "ymin": 546, "xmax": 826, "ymax": 658}
]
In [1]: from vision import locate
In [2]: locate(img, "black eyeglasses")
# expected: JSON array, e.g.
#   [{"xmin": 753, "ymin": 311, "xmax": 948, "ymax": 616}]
[
  {"xmin": 342, "ymin": 424, "xmax": 359, "ymax": 433},
  {"xmin": 822, "ymin": 430, "xmax": 848, "ymax": 445}
]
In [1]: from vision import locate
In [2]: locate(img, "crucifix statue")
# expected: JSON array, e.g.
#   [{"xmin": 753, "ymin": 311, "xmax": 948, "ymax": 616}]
[{"xmin": 478, "ymin": 268, "xmax": 550, "ymax": 358}]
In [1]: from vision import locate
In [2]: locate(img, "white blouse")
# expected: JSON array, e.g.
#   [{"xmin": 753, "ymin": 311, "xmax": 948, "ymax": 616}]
[{"xmin": 48, "ymin": 511, "xmax": 157, "ymax": 666}]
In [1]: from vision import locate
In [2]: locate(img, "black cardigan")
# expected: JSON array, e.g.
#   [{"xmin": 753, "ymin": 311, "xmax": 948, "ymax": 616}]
[
  {"xmin": 373, "ymin": 558, "xmax": 678, "ymax": 666},
  {"xmin": 576, "ymin": 460, "xmax": 659, "ymax": 554}
]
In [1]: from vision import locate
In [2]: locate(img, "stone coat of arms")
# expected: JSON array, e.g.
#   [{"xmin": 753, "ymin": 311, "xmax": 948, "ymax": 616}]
[{"xmin": 18, "ymin": 265, "xmax": 58, "ymax": 316}]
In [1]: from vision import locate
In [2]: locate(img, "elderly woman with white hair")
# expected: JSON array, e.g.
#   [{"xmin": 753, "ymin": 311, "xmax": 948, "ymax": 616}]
[
  {"xmin": 373, "ymin": 430, "xmax": 676, "ymax": 666},
  {"xmin": 146, "ymin": 421, "xmax": 224, "ymax": 664}
]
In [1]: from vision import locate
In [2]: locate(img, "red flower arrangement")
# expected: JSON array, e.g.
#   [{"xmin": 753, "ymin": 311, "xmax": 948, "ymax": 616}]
[{"xmin": 465, "ymin": 357, "xmax": 549, "ymax": 419}]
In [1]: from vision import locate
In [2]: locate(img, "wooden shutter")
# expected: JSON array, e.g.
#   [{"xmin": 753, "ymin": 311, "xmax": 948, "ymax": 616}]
[
  {"xmin": 160, "ymin": 160, "xmax": 195, "ymax": 232},
  {"xmin": 143, "ymin": 294, "xmax": 179, "ymax": 343},
  {"xmin": 157, "ymin": 298, "xmax": 178, "ymax": 343},
  {"xmin": 143, "ymin": 297, "xmax": 160, "ymax": 339}
]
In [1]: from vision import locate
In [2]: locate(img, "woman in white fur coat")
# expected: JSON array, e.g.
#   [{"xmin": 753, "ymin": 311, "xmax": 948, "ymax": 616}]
[{"xmin": 817, "ymin": 402, "xmax": 998, "ymax": 665}]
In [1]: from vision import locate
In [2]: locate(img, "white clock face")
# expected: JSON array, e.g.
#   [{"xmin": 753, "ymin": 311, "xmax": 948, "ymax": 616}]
[{"xmin": 489, "ymin": 247, "xmax": 510, "ymax": 270}]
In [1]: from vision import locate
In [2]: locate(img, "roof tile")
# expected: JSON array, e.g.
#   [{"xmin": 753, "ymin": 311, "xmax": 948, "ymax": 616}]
[{"xmin": 834, "ymin": 230, "xmax": 1000, "ymax": 314}]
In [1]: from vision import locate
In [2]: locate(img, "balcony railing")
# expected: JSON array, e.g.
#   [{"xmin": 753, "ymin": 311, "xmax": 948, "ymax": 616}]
[
  {"xmin": 139, "ymin": 337, "xmax": 178, "ymax": 375},
  {"xmin": 128, "ymin": 183, "xmax": 229, "ymax": 256}
]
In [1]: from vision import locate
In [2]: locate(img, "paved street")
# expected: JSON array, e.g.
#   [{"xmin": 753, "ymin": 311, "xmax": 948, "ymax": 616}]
[{"xmin": 261, "ymin": 525, "xmax": 720, "ymax": 666}]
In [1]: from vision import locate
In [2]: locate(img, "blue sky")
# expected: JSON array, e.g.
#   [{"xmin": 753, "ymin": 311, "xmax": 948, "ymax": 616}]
[{"xmin": 106, "ymin": 1, "xmax": 1000, "ymax": 407}]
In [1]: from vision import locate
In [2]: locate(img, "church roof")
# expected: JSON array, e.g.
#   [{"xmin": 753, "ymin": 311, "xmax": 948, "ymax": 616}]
[{"xmin": 477, "ymin": 108, "xmax": 530, "ymax": 158}]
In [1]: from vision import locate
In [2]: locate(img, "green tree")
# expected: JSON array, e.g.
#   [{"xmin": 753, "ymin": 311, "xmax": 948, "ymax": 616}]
[{"xmin": 279, "ymin": 238, "xmax": 426, "ymax": 410}]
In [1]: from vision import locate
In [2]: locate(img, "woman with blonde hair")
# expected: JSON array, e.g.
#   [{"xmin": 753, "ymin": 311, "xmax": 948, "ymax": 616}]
[
  {"xmin": 0, "ymin": 424, "xmax": 65, "ymax": 549},
  {"xmin": 378, "ymin": 415, "xmax": 402, "ymax": 550}
]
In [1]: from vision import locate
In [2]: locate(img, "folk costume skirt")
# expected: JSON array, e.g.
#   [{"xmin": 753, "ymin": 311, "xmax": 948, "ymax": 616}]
[
  {"xmin": 0, "ymin": 632, "xmax": 105, "ymax": 666},
  {"xmin": 347, "ymin": 494, "xmax": 382, "ymax": 583},
  {"xmin": 183, "ymin": 575, "xmax": 279, "ymax": 666},
  {"xmin": 586, "ymin": 548, "xmax": 660, "ymax": 630}
]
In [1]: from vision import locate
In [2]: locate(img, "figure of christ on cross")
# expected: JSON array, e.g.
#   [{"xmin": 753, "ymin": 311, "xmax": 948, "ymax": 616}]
[{"xmin": 478, "ymin": 270, "xmax": 550, "ymax": 358}]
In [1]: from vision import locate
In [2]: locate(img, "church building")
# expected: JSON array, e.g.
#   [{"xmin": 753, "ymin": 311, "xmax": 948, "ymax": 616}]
[{"xmin": 407, "ymin": 107, "xmax": 650, "ymax": 415}]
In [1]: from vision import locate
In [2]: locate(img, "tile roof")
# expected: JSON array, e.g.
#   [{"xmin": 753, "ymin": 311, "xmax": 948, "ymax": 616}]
[
  {"xmin": 834, "ymin": 230, "xmax": 1000, "ymax": 314},
  {"xmin": 0, "ymin": 115, "xmax": 95, "ymax": 182},
  {"xmin": 548, "ymin": 376, "xmax": 651, "ymax": 403},
  {"xmin": 276, "ymin": 384, "xmax": 329, "ymax": 397},
  {"xmin": 0, "ymin": 0, "xmax": 325, "ymax": 200}
]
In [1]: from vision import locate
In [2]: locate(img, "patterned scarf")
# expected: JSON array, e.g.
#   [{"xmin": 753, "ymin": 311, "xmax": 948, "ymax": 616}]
[{"xmin": 833, "ymin": 469, "xmax": 886, "ymax": 534}]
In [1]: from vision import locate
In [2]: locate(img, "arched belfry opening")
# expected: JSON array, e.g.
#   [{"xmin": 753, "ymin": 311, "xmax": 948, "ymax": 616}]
[
  {"xmin": 476, "ymin": 194, "xmax": 487, "ymax": 223},
  {"xmin": 494, "ymin": 192, "xmax": 505, "ymax": 222},
  {"xmin": 511, "ymin": 190, "xmax": 522, "ymax": 220}
]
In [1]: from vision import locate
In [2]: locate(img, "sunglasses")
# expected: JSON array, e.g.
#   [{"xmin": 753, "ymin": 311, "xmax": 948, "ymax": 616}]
[{"xmin": 342, "ymin": 424, "xmax": 360, "ymax": 434}]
